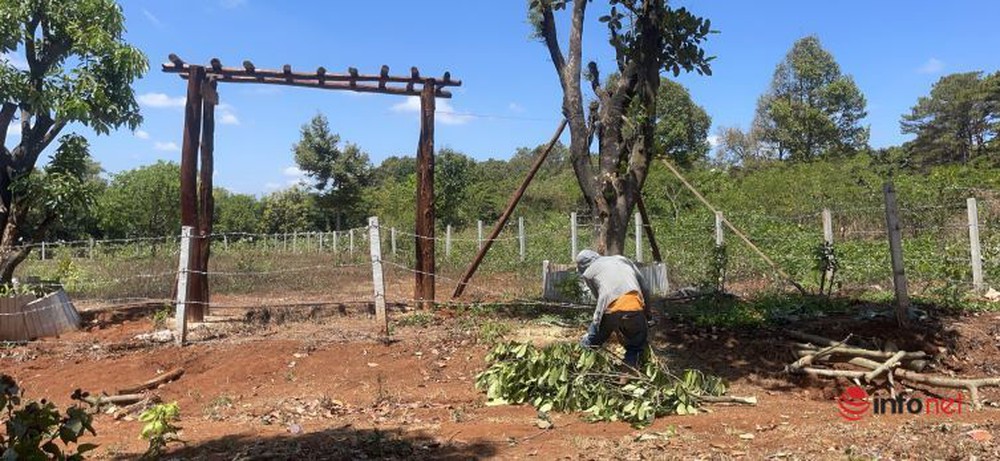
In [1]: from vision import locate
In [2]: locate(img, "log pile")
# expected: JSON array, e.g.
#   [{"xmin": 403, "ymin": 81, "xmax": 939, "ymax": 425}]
[{"xmin": 784, "ymin": 330, "xmax": 1000, "ymax": 410}]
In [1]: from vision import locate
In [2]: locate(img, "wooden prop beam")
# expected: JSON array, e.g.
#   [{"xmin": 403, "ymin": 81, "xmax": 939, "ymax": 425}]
[
  {"xmin": 452, "ymin": 119, "xmax": 568, "ymax": 299},
  {"xmin": 635, "ymin": 196, "xmax": 662, "ymax": 263}
]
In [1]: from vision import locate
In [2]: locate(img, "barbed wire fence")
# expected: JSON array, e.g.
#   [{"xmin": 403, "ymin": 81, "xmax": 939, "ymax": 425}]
[{"xmin": 6, "ymin": 185, "xmax": 1000, "ymax": 347}]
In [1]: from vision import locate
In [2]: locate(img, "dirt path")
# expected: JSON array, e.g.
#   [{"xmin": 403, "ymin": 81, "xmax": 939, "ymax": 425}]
[{"xmin": 2, "ymin": 299, "xmax": 999, "ymax": 460}]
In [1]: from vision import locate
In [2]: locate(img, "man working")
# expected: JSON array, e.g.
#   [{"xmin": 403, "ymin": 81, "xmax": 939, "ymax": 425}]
[{"xmin": 575, "ymin": 249, "xmax": 653, "ymax": 367}]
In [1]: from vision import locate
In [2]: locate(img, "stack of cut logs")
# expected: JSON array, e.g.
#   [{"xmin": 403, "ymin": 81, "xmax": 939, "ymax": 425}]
[{"xmin": 785, "ymin": 330, "xmax": 1000, "ymax": 410}]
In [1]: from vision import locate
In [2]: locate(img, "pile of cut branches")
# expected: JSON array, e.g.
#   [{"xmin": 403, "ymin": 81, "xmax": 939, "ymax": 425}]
[
  {"xmin": 785, "ymin": 330, "xmax": 1000, "ymax": 409},
  {"xmin": 475, "ymin": 341, "xmax": 754, "ymax": 427}
]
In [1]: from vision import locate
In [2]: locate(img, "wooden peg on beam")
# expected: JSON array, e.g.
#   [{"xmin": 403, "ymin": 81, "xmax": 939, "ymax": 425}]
[
  {"xmin": 407, "ymin": 67, "xmax": 420, "ymax": 92},
  {"xmin": 443, "ymin": 71, "xmax": 452, "ymax": 84},
  {"xmin": 168, "ymin": 54, "xmax": 184, "ymax": 67},
  {"xmin": 348, "ymin": 67, "xmax": 358, "ymax": 87},
  {"xmin": 317, "ymin": 66, "xmax": 326, "ymax": 84},
  {"xmin": 283, "ymin": 64, "xmax": 292, "ymax": 75},
  {"xmin": 379, "ymin": 65, "xmax": 389, "ymax": 89},
  {"xmin": 243, "ymin": 60, "xmax": 255, "ymax": 73},
  {"xmin": 210, "ymin": 58, "xmax": 222, "ymax": 72}
]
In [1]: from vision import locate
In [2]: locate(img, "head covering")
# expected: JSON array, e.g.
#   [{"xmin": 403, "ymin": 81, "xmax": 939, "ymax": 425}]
[{"xmin": 575, "ymin": 249, "xmax": 601, "ymax": 273}]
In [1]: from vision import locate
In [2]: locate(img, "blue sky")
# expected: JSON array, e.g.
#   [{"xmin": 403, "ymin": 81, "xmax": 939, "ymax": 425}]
[{"xmin": 7, "ymin": 1, "xmax": 1000, "ymax": 195}]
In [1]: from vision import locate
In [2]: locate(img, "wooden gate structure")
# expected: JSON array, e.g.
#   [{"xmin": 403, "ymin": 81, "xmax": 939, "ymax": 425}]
[{"xmin": 163, "ymin": 55, "xmax": 460, "ymax": 322}]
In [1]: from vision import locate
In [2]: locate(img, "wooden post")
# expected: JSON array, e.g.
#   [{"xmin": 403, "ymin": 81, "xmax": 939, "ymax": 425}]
[
  {"xmin": 349, "ymin": 229, "xmax": 354, "ymax": 257},
  {"xmin": 333, "ymin": 231, "xmax": 338, "ymax": 254},
  {"xmin": 319, "ymin": 232, "xmax": 324, "ymax": 251},
  {"xmin": 635, "ymin": 196, "xmax": 662, "ymax": 263},
  {"xmin": 283, "ymin": 233, "xmax": 288, "ymax": 252},
  {"xmin": 179, "ymin": 65, "xmax": 205, "ymax": 321},
  {"xmin": 223, "ymin": 235, "xmax": 229, "ymax": 251},
  {"xmin": 40, "ymin": 242, "xmax": 46, "ymax": 261},
  {"xmin": 822, "ymin": 208, "xmax": 834, "ymax": 289},
  {"xmin": 967, "ymin": 198, "xmax": 984, "ymax": 292},
  {"xmin": 391, "ymin": 227, "xmax": 397, "ymax": 257},
  {"xmin": 715, "ymin": 211, "xmax": 724, "ymax": 246},
  {"xmin": 883, "ymin": 183, "xmax": 911, "ymax": 328},
  {"xmin": 414, "ymin": 80, "xmax": 436, "ymax": 308},
  {"xmin": 519, "ymin": 216, "xmax": 526, "ymax": 262},
  {"xmin": 174, "ymin": 226, "xmax": 195, "ymax": 345},
  {"xmin": 634, "ymin": 212, "xmax": 643, "ymax": 263},
  {"xmin": 570, "ymin": 212, "xmax": 578, "ymax": 261},
  {"xmin": 369, "ymin": 217, "xmax": 389, "ymax": 340},
  {"xmin": 477, "ymin": 220, "xmax": 484, "ymax": 251},
  {"xmin": 197, "ymin": 79, "xmax": 217, "ymax": 315},
  {"xmin": 446, "ymin": 225, "xmax": 452, "ymax": 258}
]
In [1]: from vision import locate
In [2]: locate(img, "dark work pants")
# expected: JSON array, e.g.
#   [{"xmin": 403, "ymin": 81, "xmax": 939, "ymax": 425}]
[{"xmin": 580, "ymin": 311, "xmax": 648, "ymax": 366}]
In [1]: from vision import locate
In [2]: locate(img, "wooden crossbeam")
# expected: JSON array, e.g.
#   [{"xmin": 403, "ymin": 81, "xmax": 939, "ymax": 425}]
[
  {"xmin": 178, "ymin": 73, "xmax": 453, "ymax": 98},
  {"xmin": 163, "ymin": 55, "xmax": 461, "ymax": 97}
]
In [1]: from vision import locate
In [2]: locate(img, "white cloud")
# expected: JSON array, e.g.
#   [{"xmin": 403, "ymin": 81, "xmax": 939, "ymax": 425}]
[
  {"xmin": 218, "ymin": 104, "xmax": 240, "ymax": 125},
  {"xmin": 1, "ymin": 52, "xmax": 28, "ymax": 71},
  {"xmin": 283, "ymin": 166, "xmax": 304, "ymax": 177},
  {"xmin": 220, "ymin": 0, "xmax": 247, "ymax": 8},
  {"xmin": 917, "ymin": 58, "xmax": 944, "ymax": 74},
  {"xmin": 142, "ymin": 9, "xmax": 162, "ymax": 27},
  {"xmin": 391, "ymin": 96, "xmax": 474, "ymax": 125},
  {"xmin": 707, "ymin": 135, "xmax": 720, "ymax": 148},
  {"xmin": 154, "ymin": 141, "xmax": 180, "ymax": 152},
  {"xmin": 134, "ymin": 129, "xmax": 150, "ymax": 140},
  {"xmin": 264, "ymin": 182, "xmax": 281, "ymax": 191},
  {"xmin": 508, "ymin": 102, "xmax": 525, "ymax": 113},
  {"xmin": 138, "ymin": 92, "xmax": 185, "ymax": 108}
]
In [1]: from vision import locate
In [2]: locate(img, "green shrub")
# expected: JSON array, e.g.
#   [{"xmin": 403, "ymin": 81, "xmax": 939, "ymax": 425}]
[{"xmin": 0, "ymin": 374, "xmax": 98, "ymax": 460}]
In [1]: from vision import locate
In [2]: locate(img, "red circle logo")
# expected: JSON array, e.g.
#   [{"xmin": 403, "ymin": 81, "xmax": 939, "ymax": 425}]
[{"xmin": 837, "ymin": 386, "xmax": 870, "ymax": 421}]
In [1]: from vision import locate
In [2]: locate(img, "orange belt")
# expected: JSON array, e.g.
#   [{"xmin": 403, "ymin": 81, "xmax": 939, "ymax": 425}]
[{"xmin": 607, "ymin": 291, "xmax": 643, "ymax": 313}]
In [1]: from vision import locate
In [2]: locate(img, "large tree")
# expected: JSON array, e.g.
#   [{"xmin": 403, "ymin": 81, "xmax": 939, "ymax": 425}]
[
  {"xmin": 293, "ymin": 114, "xmax": 372, "ymax": 230},
  {"xmin": 0, "ymin": 0, "xmax": 146, "ymax": 281},
  {"xmin": 753, "ymin": 36, "xmax": 868, "ymax": 161},
  {"xmin": 531, "ymin": 0, "xmax": 713, "ymax": 255},
  {"xmin": 652, "ymin": 78, "xmax": 711, "ymax": 167},
  {"xmin": 901, "ymin": 71, "xmax": 999, "ymax": 166}
]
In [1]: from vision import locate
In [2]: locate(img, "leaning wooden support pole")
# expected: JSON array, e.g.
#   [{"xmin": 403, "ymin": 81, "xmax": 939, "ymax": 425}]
[
  {"xmin": 636, "ymin": 196, "xmax": 662, "ymax": 263},
  {"xmin": 660, "ymin": 159, "xmax": 806, "ymax": 295},
  {"xmin": 452, "ymin": 119, "xmax": 568, "ymax": 298}
]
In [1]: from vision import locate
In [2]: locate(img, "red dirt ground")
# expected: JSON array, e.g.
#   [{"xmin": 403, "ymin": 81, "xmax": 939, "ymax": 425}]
[{"xmin": 3, "ymin": 294, "xmax": 1000, "ymax": 460}]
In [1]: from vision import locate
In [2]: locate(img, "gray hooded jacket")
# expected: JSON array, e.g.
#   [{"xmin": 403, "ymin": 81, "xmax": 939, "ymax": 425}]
[{"xmin": 576, "ymin": 250, "xmax": 651, "ymax": 325}]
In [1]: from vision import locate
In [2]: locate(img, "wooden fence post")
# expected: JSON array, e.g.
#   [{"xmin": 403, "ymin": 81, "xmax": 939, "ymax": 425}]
[
  {"xmin": 369, "ymin": 217, "xmax": 389, "ymax": 341},
  {"xmin": 715, "ymin": 211, "xmax": 724, "ymax": 246},
  {"xmin": 477, "ymin": 220, "xmax": 484, "ymax": 251},
  {"xmin": 570, "ymin": 212, "xmax": 578, "ymax": 261},
  {"xmin": 542, "ymin": 259, "xmax": 550, "ymax": 299},
  {"xmin": 175, "ymin": 226, "xmax": 195, "ymax": 345},
  {"xmin": 519, "ymin": 216, "xmax": 526, "ymax": 262},
  {"xmin": 40, "ymin": 242, "xmax": 46, "ymax": 261},
  {"xmin": 319, "ymin": 232, "xmax": 324, "ymax": 251},
  {"xmin": 333, "ymin": 231, "xmax": 339, "ymax": 254},
  {"xmin": 634, "ymin": 211, "xmax": 643, "ymax": 263},
  {"xmin": 883, "ymin": 183, "xmax": 911, "ymax": 328},
  {"xmin": 967, "ymin": 197, "xmax": 984, "ymax": 292},
  {"xmin": 349, "ymin": 229, "xmax": 355, "ymax": 257},
  {"xmin": 223, "ymin": 234, "xmax": 229, "ymax": 252}
]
